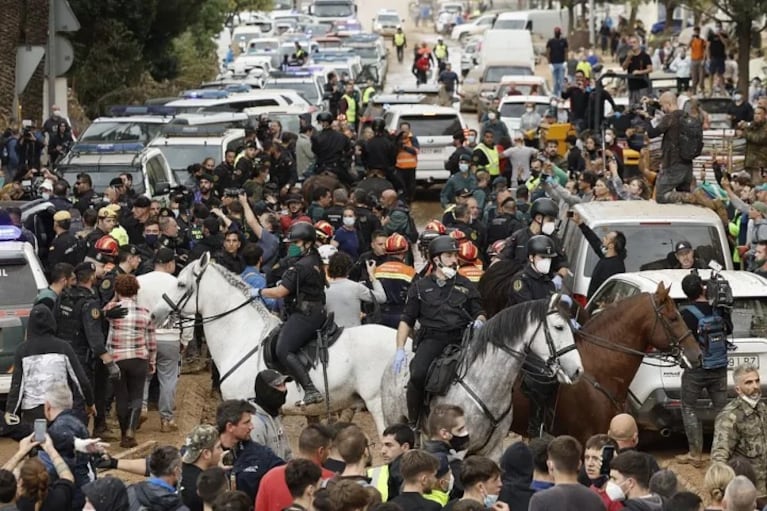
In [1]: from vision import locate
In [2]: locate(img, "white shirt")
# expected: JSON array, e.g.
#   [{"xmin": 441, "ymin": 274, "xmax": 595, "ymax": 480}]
[
  {"xmin": 325, "ymin": 278, "xmax": 386, "ymax": 328},
  {"xmin": 137, "ymin": 271, "xmax": 191, "ymax": 344}
]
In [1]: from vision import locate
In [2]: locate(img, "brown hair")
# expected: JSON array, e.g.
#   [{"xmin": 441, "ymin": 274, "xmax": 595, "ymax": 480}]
[
  {"xmin": 585, "ymin": 434, "xmax": 616, "ymax": 451},
  {"xmin": 426, "ymin": 404, "xmax": 464, "ymax": 438},
  {"xmin": 114, "ymin": 273, "xmax": 140, "ymax": 298},
  {"xmin": 547, "ymin": 435, "xmax": 583, "ymax": 474},
  {"xmin": 19, "ymin": 458, "xmax": 49, "ymax": 511},
  {"xmin": 399, "ymin": 450, "xmax": 439, "ymax": 482},
  {"xmin": 334, "ymin": 425, "xmax": 368, "ymax": 465},
  {"xmin": 326, "ymin": 479, "xmax": 372, "ymax": 511},
  {"xmin": 461, "ymin": 456, "xmax": 501, "ymax": 488}
]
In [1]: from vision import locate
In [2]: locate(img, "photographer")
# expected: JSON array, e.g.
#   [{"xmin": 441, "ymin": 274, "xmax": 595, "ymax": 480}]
[{"xmin": 676, "ymin": 271, "xmax": 732, "ymax": 468}]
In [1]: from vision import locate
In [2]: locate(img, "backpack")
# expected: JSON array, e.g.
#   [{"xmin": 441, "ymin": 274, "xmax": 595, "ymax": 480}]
[
  {"xmin": 678, "ymin": 112, "xmax": 704, "ymax": 162},
  {"xmin": 683, "ymin": 305, "xmax": 729, "ymax": 370}
]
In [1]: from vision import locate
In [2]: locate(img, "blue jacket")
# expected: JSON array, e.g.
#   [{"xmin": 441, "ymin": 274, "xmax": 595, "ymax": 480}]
[{"xmin": 232, "ymin": 439, "xmax": 285, "ymax": 502}]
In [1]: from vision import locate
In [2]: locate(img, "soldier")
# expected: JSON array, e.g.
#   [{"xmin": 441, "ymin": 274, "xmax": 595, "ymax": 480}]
[
  {"xmin": 55, "ymin": 262, "xmax": 122, "ymax": 434},
  {"xmin": 48, "ymin": 210, "xmax": 82, "ymax": 268},
  {"xmin": 711, "ymin": 364, "xmax": 767, "ymax": 494},
  {"xmin": 375, "ymin": 233, "xmax": 417, "ymax": 328}
]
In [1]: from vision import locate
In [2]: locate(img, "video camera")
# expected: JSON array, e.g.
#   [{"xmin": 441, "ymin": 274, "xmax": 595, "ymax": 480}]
[
  {"xmin": 224, "ymin": 188, "xmax": 245, "ymax": 198},
  {"xmin": 706, "ymin": 261, "xmax": 734, "ymax": 309}
]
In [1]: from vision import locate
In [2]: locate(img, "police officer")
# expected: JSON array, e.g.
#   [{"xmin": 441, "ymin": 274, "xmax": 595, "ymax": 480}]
[
  {"xmin": 311, "ymin": 112, "xmax": 354, "ymax": 186},
  {"xmin": 361, "ymin": 79, "xmax": 377, "ymax": 110},
  {"xmin": 510, "ymin": 235, "xmax": 560, "ymax": 438},
  {"xmin": 48, "ymin": 210, "xmax": 82, "ymax": 268},
  {"xmin": 56, "ymin": 261, "xmax": 121, "ymax": 432},
  {"xmin": 362, "ymin": 118, "xmax": 403, "ymax": 192},
  {"xmin": 375, "ymin": 233, "xmax": 417, "ymax": 328},
  {"xmin": 433, "ymin": 37, "xmax": 449, "ymax": 74},
  {"xmin": 258, "ymin": 223, "xmax": 326, "ymax": 405},
  {"xmin": 85, "ymin": 207, "xmax": 118, "ymax": 253},
  {"xmin": 99, "ymin": 244, "xmax": 141, "ymax": 305},
  {"xmin": 501, "ymin": 197, "xmax": 567, "ymax": 275},
  {"xmin": 392, "ymin": 235, "xmax": 485, "ymax": 426},
  {"xmin": 676, "ymin": 272, "xmax": 732, "ymax": 468}
]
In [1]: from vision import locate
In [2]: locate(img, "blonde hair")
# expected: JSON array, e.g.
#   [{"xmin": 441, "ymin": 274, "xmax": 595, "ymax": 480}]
[
  {"xmin": 19, "ymin": 458, "xmax": 49, "ymax": 511},
  {"xmin": 705, "ymin": 462, "xmax": 736, "ymax": 504}
]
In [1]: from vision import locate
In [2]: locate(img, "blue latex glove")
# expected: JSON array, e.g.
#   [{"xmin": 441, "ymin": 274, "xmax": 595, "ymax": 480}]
[
  {"xmin": 570, "ymin": 318, "xmax": 582, "ymax": 331},
  {"xmin": 250, "ymin": 287, "xmax": 262, "ymax": 298},
  {"xmin": 393, "ymin": 348, "xmax": 407, "ymax": 375},
  {"xmin": 559, "ymin": 294, "xmax": 573, "ymax": 307},
  {"xmin": 552, "ymin": 274, "xmax": 563, "ymax": 290},
  {"xmin": 473, "ymin": 318, "xmax": 485, "ymax": 330}
]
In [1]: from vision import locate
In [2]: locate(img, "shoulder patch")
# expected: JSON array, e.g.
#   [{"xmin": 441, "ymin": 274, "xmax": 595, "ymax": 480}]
[
  {"xmin": 513, "ymin": 279, "xmax": 523, "ymax": 291},
  {"xmin": 101, "ymin": 279, "xmax": 111, "ymax": 290},
  {"xmin": 90, "ymin": 308, "xmax": 101, "ymax": 320}
]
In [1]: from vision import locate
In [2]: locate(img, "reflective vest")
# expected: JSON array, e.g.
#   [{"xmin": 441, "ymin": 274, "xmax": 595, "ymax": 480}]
[
  {"xmin": 424, "ymin": 488, "xmax": 449, "ymax": 506},
  {"xmin": 475, "ymin": 143, "xmax": 500, "ymax": 176},
  {"xmin": 396, "ymin": 137, "xmax": 418, "ymax": 169},
  {"xmin": 362, "ymin": 86, "xmax": 376, "ymax": 105},
  {"xmin": 342, "ymin": 94, "xmax": 357, "ymax": 122},
  {"xmin": 458, "ymin": 264, "xmax": 484, "ymax": 283},
  {"xmin": 368, "ymin": 465, "xmax": 390, "ymax": 501},
  {"xmin": 394, "ymin": 33, "xmax": 406, "ymax": 47},
  {"xmin": 434, "ymin": 43, "xmax": 448, "ymax": 60}
]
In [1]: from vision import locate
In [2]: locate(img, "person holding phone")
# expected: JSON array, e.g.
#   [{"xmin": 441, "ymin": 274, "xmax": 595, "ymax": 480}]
[
  {"xmin": 582, "ymin": 435, "xmax": 623, "ymax": 511},
  {"xmin": 622, "ymin": 36, "xmax": 653, "ymax": 105}
]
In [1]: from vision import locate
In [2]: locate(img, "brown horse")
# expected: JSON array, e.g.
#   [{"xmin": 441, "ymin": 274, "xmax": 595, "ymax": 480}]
[{"xmin": 509, "ymin": 282, "xmax": 702, "ymax": 446}]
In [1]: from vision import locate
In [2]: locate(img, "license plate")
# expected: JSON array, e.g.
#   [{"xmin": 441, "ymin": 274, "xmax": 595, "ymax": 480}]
[
  {"xmin": 728, "ymin": 355, "xmax": 760, "ymax": 370},
  {"xmin": 421, "ymin": 147, "xmax": 443, "ymax": 155}
]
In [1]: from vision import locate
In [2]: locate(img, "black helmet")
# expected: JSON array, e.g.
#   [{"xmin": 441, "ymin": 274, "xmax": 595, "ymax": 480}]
[
  {"xmin": 371, "ymin": 117, "xmax": 386, "ymax": 133},
  {"xmin": 527, "ymin": 235, "xmax": 557, "ymax": 257},
  {"xmin": 428, "ymin": 235, "xmax": 459, "ymax": 259},
  {"xmin": 316, "ymin": 111, "xmax": 333, "ymax": 123},
  {"xmin": 530, "ymin": 197, "xmax": 559, "ymax": 220},
  {"xmin": 287, "ymin": 222, "xmax": 316, "ymax": 243}
]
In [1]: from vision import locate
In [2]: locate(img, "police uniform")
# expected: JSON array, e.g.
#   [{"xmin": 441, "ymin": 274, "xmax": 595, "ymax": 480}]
[
  {"xmin": 375, "ymin": 260, "xmax": 416, "ymax": 328},
  {"xmin": 48, "ymin": 231, "xmax": 82, "ymax": 267},
  {"xmin": 402, "ymin": 273, "xmax": 483, "ymax": 421},
  {"xmin": 311, "ymin": 128, "xmax": 354, "ymax": 185},
  {"xmin": 84, "ymin": 227, "xmax": 109, "ymax": 253},
  {"xmin": 502, "ymin": 227, "xmax": 568, "ymax": 271},
  {"xmin": 508, "ymin": 264, "xmax": 556, "ymax": 306}
]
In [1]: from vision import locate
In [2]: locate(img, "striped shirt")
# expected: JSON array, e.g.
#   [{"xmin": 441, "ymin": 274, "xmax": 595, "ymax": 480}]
[{"xmin": 106, "ymin": 298, "xmax": 157, "ymax": 363}]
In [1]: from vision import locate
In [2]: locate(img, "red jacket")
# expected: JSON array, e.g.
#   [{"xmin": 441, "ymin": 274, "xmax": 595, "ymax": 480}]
[{"xmin": 591, "ymin": 485, "xmax": 624, "ymax": 511}]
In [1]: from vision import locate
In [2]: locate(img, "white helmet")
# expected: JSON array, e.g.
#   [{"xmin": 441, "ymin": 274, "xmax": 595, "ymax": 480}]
[{"xmin": 318, "ymin": 244, "xmax": 338, "ymax": 265}]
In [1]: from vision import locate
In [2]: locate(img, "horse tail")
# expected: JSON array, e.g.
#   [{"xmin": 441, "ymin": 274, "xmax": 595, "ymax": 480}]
[{"xmin": 478, "ymin": 259, "xmax": 523, "ymax": 318}]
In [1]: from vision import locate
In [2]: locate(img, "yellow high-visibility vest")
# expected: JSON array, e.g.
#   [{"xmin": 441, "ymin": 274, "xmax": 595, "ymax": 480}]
[
  {"xmin": 394, "ymin": 33, "xmax": 405, "ymax": 46},
  {"xmin": 434, "ymin": 43, "xmax": 448, "ymax": 60},
  {"xmin": 342, "ymin": 93, "xmax": 357, "ymax": 122},
  {"xmin": 475, "ymin": 143, "xmax": 500, "ymax": 176},
  {"xmin": 362, "ymin": 86, "xmax": 376, "ymax": 105},
  {"xmin": 367, "ymin": 465, "xmax": 390, "ymax": 501}
]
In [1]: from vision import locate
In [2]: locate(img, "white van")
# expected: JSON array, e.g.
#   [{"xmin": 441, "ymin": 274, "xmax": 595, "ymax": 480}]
[
  {"xmin": 479, "ymin": 29, "xmax": 535, "ymax": 71},
  {"xmin": 492, "ymin": 10, "xmax": 570, "ymax": 37},
  {"xmin": 382, "ymin": 105, "xmax": 468, "ymax": 184},
  {"xmin": 559, "ymin": 201, "xmax": 733, "ymax": 306}
]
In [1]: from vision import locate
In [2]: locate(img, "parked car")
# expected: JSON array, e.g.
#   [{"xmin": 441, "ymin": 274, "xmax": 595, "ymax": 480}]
[{"xmin": 451, "ymin": 13, "xmax": 496, "ymax": 42}]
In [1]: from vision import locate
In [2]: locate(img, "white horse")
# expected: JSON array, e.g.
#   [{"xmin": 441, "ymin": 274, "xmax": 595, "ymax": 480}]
[
  {"xmin": 380, "ymin": 294, "xmax": 584, "ymax": 459},
  {"xmin": 151, "ymin": 253, "xmax": 405, "ymax": 436}
]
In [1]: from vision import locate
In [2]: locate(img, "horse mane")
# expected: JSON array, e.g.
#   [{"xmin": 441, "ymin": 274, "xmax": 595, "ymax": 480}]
[
  {"xmin": 466, "ymin": 299, "xmax": 549, "ymax": 365},
  {"xmin": 206, "ymin": 261, "xmax": 276, "ymax": 325},
  {"xmin": 478, "ymin": 259, "xmax": 523, "ymax": 318},
  {"xmin": 581, "ymin": 292, "xmax": 650, "ymax": 343}
]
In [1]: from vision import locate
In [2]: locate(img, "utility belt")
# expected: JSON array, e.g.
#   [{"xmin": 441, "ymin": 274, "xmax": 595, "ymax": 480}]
[
  {"xmin": 290, "ymin": 300, "xmax": 324, "ymax": 316},
  {"xmin": 415, "ymin": 327, "xmax": 464, "ymax": 350}
]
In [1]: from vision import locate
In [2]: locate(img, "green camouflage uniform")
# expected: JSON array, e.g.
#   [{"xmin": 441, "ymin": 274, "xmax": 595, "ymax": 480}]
[{"xmin": 711, "ymin": 396, "xmax": 767, "ymax": 494}]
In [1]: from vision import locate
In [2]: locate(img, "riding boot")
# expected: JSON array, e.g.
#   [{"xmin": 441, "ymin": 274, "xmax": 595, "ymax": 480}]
[
  {"xmin": 406, "ymin": 383, "xmax": 422, "ymax": 428},
  {"xmin": 284, "ymin": 353, "xmax": 324, "ymax": 405}
]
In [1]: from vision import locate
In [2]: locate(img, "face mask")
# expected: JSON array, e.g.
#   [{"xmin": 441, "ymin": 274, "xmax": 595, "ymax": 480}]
[
  {"xmin": 605, "ymin": 134, "xmax": 614, "ymax": 144},
  {"xmin": 468, "ymin": 136, "xmax": 476, "ymax": 144},
  {"xmin": 526, "ymin": 107, "xmax": 533, "ymax": 113},
  {"xmin": 343, "ymin": 217, "xmax": 355, "ymax": 227},
  {"xmin": 145, "ymin": 234, "xmax": 159, "ymax": 248},
  {"xmin": 605, "ymin": 481, "xmax": 625, "ymax": 501},
  {"xmin": 41, "ymin": 192, "xmax": 50, "ymax": 200},
  {"xmin": 287, "ymin": 244, "xmax": 302, "ymax": 257},
  {"xmin": 742, "ymin": 392, "xmax": 762, "ymax": 408},
  {"xmin": 484, "ymin": 494, "xmax": 499, "ymax": 507},
  {"xmin": 541, "ymin": 221, "xmax": 556, "ymax": 236},
  {"xmin": 449, "ymin": 433, "xmax": 470, "ymax": 452},
  {"xmin": 441, "ymin": 266, "xmax": 457, "ymax": 279},
  {"xmin": 488, "ymin": 113, "xmax": 496, "ymax": 120},
  {"xmin": 459, "ymin": 163, "xmax": 470, "ymax": 173},
  {"xmin": 265, "ymin": 174, "xmax": 271, "ymax": 183},
  {"xmin": 601, "ymin": 245, "xmax": 609, "ymax": 255},
  {"xmin": 534, "ymin": 257, "xmax": 552, "ymax": 274},
  {"xmin": 443, "ymin": 474, "xmax": 455, "ymax": 493}
]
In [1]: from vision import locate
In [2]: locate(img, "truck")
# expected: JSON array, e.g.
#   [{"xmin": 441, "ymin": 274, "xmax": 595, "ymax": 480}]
[{"xmin": 308, "ymin": 0, "xmax": 357, "ymax": 23}]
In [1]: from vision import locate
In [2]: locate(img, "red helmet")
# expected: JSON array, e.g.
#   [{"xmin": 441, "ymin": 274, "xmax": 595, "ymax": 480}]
[
  {"xmin": 487, "ymin": 240, "xmax": 506, "ymax": 258},
  {"xmin": 385, "ymin": 233, "xmax": 409, "ymax": 254},
  {"xmin": 314, "ymin": 220, "xmax": 335, "ymax": 241},
  {"xmin": 424, "ymin": 219, "xmax": 446, "ymax": 235},
  {"xmin": 94, "ymin": 235, "xmax": 119, "ymax": 256},
  {"xmin": 448, "ymin": 229, "xmax": 468, "ymax": 244},
  {"xmin": 458, "ymin": 241, "xmax": 479, "ymax": 263}
]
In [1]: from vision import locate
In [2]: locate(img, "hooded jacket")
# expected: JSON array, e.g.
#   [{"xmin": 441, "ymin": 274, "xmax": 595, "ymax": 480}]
[
  {"xmin": 128, "ymin": 479, "xmax": 189, "ymax": 511},
  {"xmin": 82, "ymin": 477, "xmax": 129, "ymax": 511},
  {"xmin": 6, "ymin": 305, "xmax": 94, "ymax": 414},
  {"xmin": 622, "ymin": 494, "xmax": 664, "ymax": 511},
  {"xmin": 499, "ymin": 442, "xmax": 535, "ymax": 510}
]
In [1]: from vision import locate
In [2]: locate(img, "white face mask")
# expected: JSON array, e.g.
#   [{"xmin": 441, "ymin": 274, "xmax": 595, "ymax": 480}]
[
  {"xmin": 343, "ymin": 217, "xmax": 356, "ymax": 227},
  {"xmin": 41, "ymin": 192, "xmax": 50, "ymax": 200},
  {"xmin": 468, "ymin": 136, "xmax": 476, "ymax": 144},
  {"xmin": 605, "ymin": 481, "xmax": 625, "ymax": 501},
  {"xmin": 526, "ymin": 107, "xmax": 533, "ymax": 113},
  {"xmin": 459, "ymin": 163, "xmax": 470, "ymax": 173},
  {"xmin": 533, "ymin": 256, "xmax": 552, "ymax": 274},
  {"xmin": 441, "ymin": 266, "xmax": 457, "ymax": 279},
  {"xmin": 488, "ymin": 112, "xmax": 496, "ymax": 120},
  {"xmin": 541, "ymin": 221, "xmax": 556, "ymax": 236}
]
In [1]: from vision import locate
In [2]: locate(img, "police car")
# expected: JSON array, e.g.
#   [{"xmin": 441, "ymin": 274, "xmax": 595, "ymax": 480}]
[
  {"xmin": 148, "ymin": 126, "xmax": 245, "ymax": 180},
  {"xmin": 586, "ymin": 269, "xmax": 767, "ymax": 435},
  {"xmin": 372, "ymin": 9, "xmax": 402, "ymax": 38},
  {"xmin": 0, "ymin": 225, "xmax": 48, "ymax": 395}
]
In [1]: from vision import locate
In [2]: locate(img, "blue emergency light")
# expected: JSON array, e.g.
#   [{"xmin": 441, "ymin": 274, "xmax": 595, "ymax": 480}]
[
  {"xmin": 180, "ymin": 89, "xmax": 230, "ymax": 99},
  {"xmin": 75, "ymin": 143, "xmax": 145, "ymax": 154},
  {"xmin": 108, "ymin": 105, "xmax": 177, "ymax": 116},
  {"xmin": 0, "ymin": 225, "xmax": 22, "ymax": 241}
]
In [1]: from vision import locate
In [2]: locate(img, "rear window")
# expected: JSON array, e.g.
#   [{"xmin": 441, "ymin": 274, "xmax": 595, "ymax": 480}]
[
  {"xmin": 483, "ymin": 66, "xmax": 533, "ymax": 82},
  {"xmin": 0, "ymin": 260, "xmax": 37, "ymax": 306},
  {"xmin": 500, "ymin": 103, "xmax": 550, "ymax": 118},
  {"xmin": 264, "ymin": 82, "xmax": 319, "ymax": 103},
  {"xmin": 493, "ymin": 19, "xmax": 526, "ymax": 30},
  {"xmin": 60, "ymin": 166, "xmax": 144, "ymax": 194},
  {"xmin": 155, "ymin": 145, "xmax": 219, "ymax": 172},
  {"xmin": 79, "ymin": 122, "xmax": 163, "ymax": 145},
  {"xmin": 582, "ymin": 223, "xmax": 726, "ymax": 277},
  {"xmin": 377, "ymin": 14, "xmax": 400, "ymax": 24},
  {"xmin": 399, "ymin": 114, "xmax": 462, "ymax": 137}
]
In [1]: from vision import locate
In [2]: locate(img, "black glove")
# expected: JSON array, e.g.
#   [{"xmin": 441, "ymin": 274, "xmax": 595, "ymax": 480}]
[
  {"xmin": 95, "ymin": 454, "xmax": 118, "ymax": 470},
  {"xmin": 106, "ymin": 361, "xmax": 121, "ymax": 380},
  {"xmin": 104, "ymin": 306, "xmax": 128, "ymax": 320}
]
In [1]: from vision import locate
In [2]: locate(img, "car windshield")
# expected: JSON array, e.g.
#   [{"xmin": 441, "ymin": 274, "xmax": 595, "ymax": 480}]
[
  {"xmin": 500, "ymin": 102, "xmax": 549, "ymax": 118},
  {"xmin": 59, "ymin": 166, "xmax": 144, "ymax": 194},
  {"xmin": 155, "ymin": 145, "xmax": 220, "ymax": 172},
  {"xmin": 264, "ymin": 82, "xmax": 319, "ymax": 103},
  {"xmin": 314, "ymin": 3, "xmax": 354, "ymax": 17},
  {"xmin": 400, "ymin": 114, "xmax": 462, "ymax": 136},
  {"xmin": 496, "ymin": 83, "xmax": 545, "ymax": 96},
  {"xmin": 247, "ymin": 41, "xmax": 278, "ymax": 52},
  {"xmin": 351, "ymin": 46, "xmax": 379, "ymax": 59},
  {"xmin": 378, "ymin": 14, "xmax": 400, "ymax": 24},
  {"xmin": 493, "ymin": 19, "xmax": 526, "ymax": 29},
  {"xmin": 306, "ymin": 24, "xmax": 332, "ymax": 36},
  {"xmin": 0, "ymin": 259, "xmax": 37, "ymax": 306},
  {"xmin": 78, "ymin": 122, "xmax": 164, "ymax": 144},
  {"xmin": 234, "ymin": 32, "xmax": 262, "ymax": 45},
  {"xmin": 483, "ymin": 66, "xmax": 533, "ymax": 82},
  {"xmin": 582, "ymin": 224, "xmax": 726, "ymax": 277}
]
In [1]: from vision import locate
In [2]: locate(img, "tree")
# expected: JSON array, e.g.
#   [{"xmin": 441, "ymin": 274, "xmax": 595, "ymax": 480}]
[{"xmin": 709, "ymin": 0, "xmax": 767, "ymax": 92}]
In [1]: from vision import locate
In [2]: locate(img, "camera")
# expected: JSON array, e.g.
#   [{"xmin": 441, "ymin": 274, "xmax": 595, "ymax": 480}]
[
  {"xmin": 706, "ymin": 261, "xmax": 734, "ymax": 309},
  {"xmin": 224, "ymin": 188, "xmax": 245, "ymax": 198}
]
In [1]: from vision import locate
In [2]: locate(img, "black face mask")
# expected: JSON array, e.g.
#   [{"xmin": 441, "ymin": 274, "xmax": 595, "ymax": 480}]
[
  {"xmin": 254, "ymin": 373, "xmax": 287, "ymax": 417},
  {"xmin": 450, "ymin": 434, "xmax": 470, "ymax": 452}
]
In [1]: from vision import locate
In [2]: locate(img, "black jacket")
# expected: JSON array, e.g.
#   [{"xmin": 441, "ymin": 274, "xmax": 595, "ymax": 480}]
[
  {"xmin": 128, "ymin": 480, "xmax": 189, "ymax": 511},
  {"xmin": 499, "ymin": 442, "xmax": 535, "ymax": 511},
  {"xmin": 579, "ymin": 223, "xmax": 626, "ymax": 298},
  {"xmin": 362, "ymin": 135, "xmax": 397, "ymax": 171}
]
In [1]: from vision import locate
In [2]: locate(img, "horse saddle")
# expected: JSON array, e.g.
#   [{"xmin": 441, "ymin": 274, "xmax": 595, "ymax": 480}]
[
  {"xmin": 262, "ymin": 313, "xmax": 344, "ymax": 374},
  {"xmin": 424, "ymin": 344, "xmax": 463, "ymax": 397}
]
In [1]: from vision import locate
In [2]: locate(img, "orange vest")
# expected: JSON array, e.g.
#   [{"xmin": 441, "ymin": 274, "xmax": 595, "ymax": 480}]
[
  {"xmin": 396, "ymin": 136, "xmax": 419, "ymax": 170},
  {"xmin": 375, "ymin": 261, "xmax": 417, "ymax": 282},
  {"xmin": 458, "ymin": 264, "xmax": 484, "ymax": 283}
]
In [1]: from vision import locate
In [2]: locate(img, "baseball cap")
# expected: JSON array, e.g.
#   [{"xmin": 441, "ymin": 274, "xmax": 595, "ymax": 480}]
[
  {"xmin": 53, "ymin": 210, "xmax": 71, "ymax": 222},
  {"xmin": 455, "ymin": 188, "xmax": 473, "ymax": 198},
  {"xmin": 285, "ymin": 194, "xmax": 303, "ymax": 204},
  {"xmin": 82, "ymin": 477, "xmax": 129, "ymax": 511},
  {"xmin": 133, "ymin": 196, "xmax": 151, "ymax": 208},
  {"xmin": 199, "ymin": 173, "xmax": 215, "ymax": 183},
  {"xmin": 154, "ymin": 247, "xmax": 175, "ymax": 264},
  {"xmin": 120, "ymin": 244, "xmax": 139, "ymax": 256},
  {"xmin": 108, "ymin": 177, "xmax": 124, "ymax": 188},
  {"xmin": 97, "ymin": 207, "xmax": 118, "ymax": 219},
  {"xmin": 492, "ymin": 176, "xmax": 508, "ymax": 187},
  {"xmin": 258, "ymin": 369, "xmax": 293, "ymax": 386},
  {"xmin": 182, "ymin": 424, "xmax": 219, "ymax": 464},
  {"xmin": 674, "ymin": 241, "xmax": 693, "ymax": 253},
  {"xmin": 75, "ymin": 261, "xmax": 96, "ymax": 274},
  {"xmin": 458, "ymin": 153, "xmax": 472, "ymax": 162},
  {"xmin": 245, "ymin": 140, "xmax": 258, "ymax": 149},
  {"xmin": 752, "ymin": 201, "xmax": 767, "ymax": 216}
]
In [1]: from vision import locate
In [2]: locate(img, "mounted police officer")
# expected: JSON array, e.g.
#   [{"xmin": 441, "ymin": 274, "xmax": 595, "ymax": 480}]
[
  {"xmin": 676, "ymin": 271, "xmax": 732, "ymax": 468},
  {"xmin": 311, "ymin": 111, "xmax": 354, "ymax": 186},
  {"xmin": 501, "ymin": 197, "xmax": 567, "ymax": 272},
  {"xmin": 510, "ymin": 235, "xmax": 561, "ymax": 438},
  {"xmin": 55, "ymin": 262, "xmax": 121, "ymax": 434},
  {"xmin": 258, "ymin": 223, "xmax": 327, "ymax": 405},
  {"xmin": 392, "ymin": 235, "xmax": 486, "ymax": 427}
]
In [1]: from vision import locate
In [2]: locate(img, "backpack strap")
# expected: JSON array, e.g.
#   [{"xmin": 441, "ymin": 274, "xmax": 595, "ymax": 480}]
[{"xmin": 681, "ymin": 304, "xmax": 704, "ymax": 321}]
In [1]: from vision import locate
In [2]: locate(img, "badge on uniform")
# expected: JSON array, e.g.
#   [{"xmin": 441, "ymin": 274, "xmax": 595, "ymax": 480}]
[
  {"xmin": 101, "ymin": 279, "xmax": 111, "ymax": 290},
  {"xmin": 90, "ymin": 308, "xmax": 101, "ymax": 319},
  {"xmin": 513, "ymin": 280, "xmax": 523, "ymax": 291}
]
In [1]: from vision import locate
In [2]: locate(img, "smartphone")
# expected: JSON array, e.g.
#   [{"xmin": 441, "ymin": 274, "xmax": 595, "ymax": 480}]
[
  {"xmin": 33, "ymin": 419, "xmax": 46, "ymax": 443},
  {"xmin": 566, "ymin": 210, "xmax": 574, "ymax": 218},
  {"xmin": 600, "ymin": 445, "xmax": 615, "ymax": 475}
]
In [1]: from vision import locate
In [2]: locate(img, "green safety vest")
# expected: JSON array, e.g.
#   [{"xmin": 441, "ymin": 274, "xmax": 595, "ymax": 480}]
[
  {"xmin": 394, "ymin": 33, "xmax": 405, "ymax": 46},
  {"xmin": 342, "ymin": 93, "xmax": 357, "ymax": 122},
  {"xmin": 434, "ymin": 43, "xmax": 448, "ymax": 59},
  {"xmin": 475, "ymin": 143, "xmax": 500, "ymax": 176},
  {"xmin": 368, "ymin": 465, "xmax": 390, "ymax": 501},
  {"xmin": 362, "ymin": 86, "xmax": 376, "ymax": 105}
]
